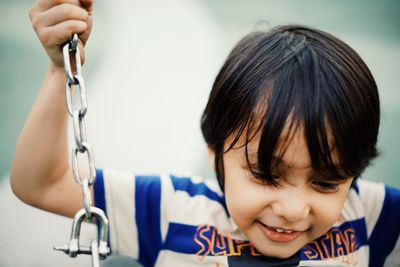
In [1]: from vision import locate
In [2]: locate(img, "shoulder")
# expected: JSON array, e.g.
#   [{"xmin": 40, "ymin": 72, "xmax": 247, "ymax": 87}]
[
  {"xmin": 353, "ymin": 179, "xmax": 400, "ymax": 225},
  {"xmin": 168, "ymin": 174, "xmax": 224, "ymax": 202},
  {"xmin": 353, "ymin": 179, "xmax": 400, "ymax": 266},
  {"xmin": 94, "ymin": 168, "xmax": 227, "ymax": 214},
  {"xmin": 344, "ymin": 179, "xmax": 400, "ymax": 235},
  {"xmin": 98, "ymin": 169, "xmax": 225, "ymax": 204}
]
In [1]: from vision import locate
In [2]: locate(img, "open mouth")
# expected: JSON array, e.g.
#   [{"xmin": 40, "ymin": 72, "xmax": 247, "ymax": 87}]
[{"xmin": 258, "ymin": 221, "xmax": 304, "ymax": 242}]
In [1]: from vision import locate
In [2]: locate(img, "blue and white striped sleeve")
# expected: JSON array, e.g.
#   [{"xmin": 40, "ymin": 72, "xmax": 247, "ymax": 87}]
[
  {"xmin": 358, "ymin": 180, "xmax": 400, "ymax": 267},
  {"xmin": 93, "ymin": 168, "xmax": 168, "ymax": 267}
]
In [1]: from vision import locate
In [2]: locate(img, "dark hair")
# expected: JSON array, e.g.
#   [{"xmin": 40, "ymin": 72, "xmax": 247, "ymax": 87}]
[{"xmin": 201, "ymin": 25, "xmax": 380, "ymax": 190}]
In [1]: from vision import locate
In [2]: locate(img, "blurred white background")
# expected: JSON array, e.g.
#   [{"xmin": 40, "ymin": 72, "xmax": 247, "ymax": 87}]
[{"xmin": 0, "ymin": 0, "xmax": 399, "ymax": 266}]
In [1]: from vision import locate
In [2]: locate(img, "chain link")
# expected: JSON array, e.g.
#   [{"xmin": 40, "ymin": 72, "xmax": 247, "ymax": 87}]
[
  {"xmin": 90, "ymin": 240, "xmax": 100, "ymax": 267},
  {"xmin": 62, "ymin": 33, "xmax": 81, "ymax": 84},
  {"xmin": 66, "ymin": 75, "xmax": 88, "ymax": 117},
  {"xmin": 72, "ymin": 143, "xmax": 96, "ymax": 186},
  {"xmin": 82, "ymin": 178, "xmax": 93, "ymax": 219},
  {"xmin": 73, "ymin": 109, "xmax": 87, "ymax": 152},
  {"xmin": 54, "ymin": 33, "xmax": 110, "ymax": 265}
]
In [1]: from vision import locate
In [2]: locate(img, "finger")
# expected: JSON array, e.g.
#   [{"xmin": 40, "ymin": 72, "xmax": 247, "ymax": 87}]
[
  {"xmin": 78, "ymin": 14, "xmax": 92, "ymax": 46},
  {"xmin": 39, "ymin": 20, "xmax": 88, "ymax": 48},
  {"xmin": 34, "ymin": 3, "xmax": 89, "ymax": 28},
  {"xmin": 32, "ymin": 0, "xmax": 83, "ymax": 12},
  {"xmin": 80, "ymin": 0, "xmax": 93, "ymax": 15}
]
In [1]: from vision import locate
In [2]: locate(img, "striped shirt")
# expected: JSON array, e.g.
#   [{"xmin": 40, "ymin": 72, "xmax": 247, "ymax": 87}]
[{"xmin": 93, "ymin": 168, "xmax": 400, "ymax": 267}]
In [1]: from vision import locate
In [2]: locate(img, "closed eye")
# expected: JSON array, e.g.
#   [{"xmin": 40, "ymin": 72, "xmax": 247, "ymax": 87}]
[{"xmin": 312, "ymin": 180, "xmax": 340, "ymax": 192}]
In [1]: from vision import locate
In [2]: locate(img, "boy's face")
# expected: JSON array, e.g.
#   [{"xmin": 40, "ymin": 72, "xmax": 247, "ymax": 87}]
[{"xmin": 221, "ymin": 127, "xmax": 353, "ymax": 259}]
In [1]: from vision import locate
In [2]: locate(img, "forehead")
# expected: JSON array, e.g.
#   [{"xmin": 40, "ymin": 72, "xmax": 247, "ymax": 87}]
[
  {"xmin": 232, "ymin": 120, "xmax": 339, "ymax": 170},
  {"xmin": 247, "ymin": 125, "xmax": 313, "ymax": 169}
]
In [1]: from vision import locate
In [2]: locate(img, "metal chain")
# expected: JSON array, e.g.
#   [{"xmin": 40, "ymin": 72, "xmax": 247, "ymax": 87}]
[{"xmin": 54, "ymin": 33, "xmax": 110, "ymax": 266}]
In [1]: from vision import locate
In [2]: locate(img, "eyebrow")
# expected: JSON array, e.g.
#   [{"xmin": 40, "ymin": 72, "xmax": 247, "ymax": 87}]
[
  {"xmin": 271, "ymin": 155, "xmax": 344, "ymax": 177},
  {"xmin": 246, "ymin": 152, "xmax": 346, "ymax": 178},
  {"xmin": 271, "ymin": 155, "xmax": 312, "ymax": 170}
]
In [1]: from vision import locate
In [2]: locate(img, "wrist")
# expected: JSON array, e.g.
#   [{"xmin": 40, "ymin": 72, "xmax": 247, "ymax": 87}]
[
  {"xmin": 44, "ymin": 64, "xmax": 67, "ymax": 92},
  {"xmin": 48, "ymin": 64, "xmax": 65, "ymax": 75}
]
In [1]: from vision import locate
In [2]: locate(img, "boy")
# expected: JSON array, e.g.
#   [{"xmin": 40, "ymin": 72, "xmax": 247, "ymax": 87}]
[{"xmin": 11, "ymin": 0, "xmax": 400, "ymax": 266}]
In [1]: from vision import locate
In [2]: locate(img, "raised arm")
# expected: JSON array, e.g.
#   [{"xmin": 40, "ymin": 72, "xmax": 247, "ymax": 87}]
[{"xmin": 10, "ymin": 0, "xmax": 93, "ymax": 218}]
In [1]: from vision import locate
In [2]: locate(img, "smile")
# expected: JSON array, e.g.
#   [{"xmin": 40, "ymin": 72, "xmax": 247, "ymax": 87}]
[
  {"xmin": 258, "ymin": 221, "xmax": 304, "ymax": 242},
  {"xmin": 269, "ymin": 226, "xmax": 294, "ymax": 234}
]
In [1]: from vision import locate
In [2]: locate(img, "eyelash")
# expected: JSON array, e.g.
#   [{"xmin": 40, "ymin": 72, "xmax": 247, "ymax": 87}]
[
  {"xmin": 311, "ymin": 180, "xmax": 340, "ymax": 192},
  {"xmin": 250, "ymin": 172, "xmax": 340, "ymax": 192},
  {"xmin": 248, "ymin": 171, "xmax": 280, "ymax": 186}
]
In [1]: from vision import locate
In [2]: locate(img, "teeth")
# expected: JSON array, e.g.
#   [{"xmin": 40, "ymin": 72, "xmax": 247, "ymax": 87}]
[{"xmin": 273, "ymin": 227, "xmax": 293, "ymax": 234}]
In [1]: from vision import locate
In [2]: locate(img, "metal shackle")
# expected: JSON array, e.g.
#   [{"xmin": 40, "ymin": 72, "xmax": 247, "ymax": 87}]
[{"xmin": 68, "ymin": 207, "xmax": 110, "ymax": 259}]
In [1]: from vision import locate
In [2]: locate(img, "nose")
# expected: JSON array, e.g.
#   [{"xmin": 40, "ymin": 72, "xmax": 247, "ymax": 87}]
[{"xmin": 271, "ymin": 190, "xmax": 311, "ymax": 222}]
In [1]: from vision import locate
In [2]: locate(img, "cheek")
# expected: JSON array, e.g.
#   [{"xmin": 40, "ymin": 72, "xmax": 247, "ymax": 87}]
[
  {"xmin": 311, "ymin": 189, "xmax": 349, "ymax": 233},
  {"xmin": 224, "ymin": 171, "xmax": 267, "ymax": 228}
]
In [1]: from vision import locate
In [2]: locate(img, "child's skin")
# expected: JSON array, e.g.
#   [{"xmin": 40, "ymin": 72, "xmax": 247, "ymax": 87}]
[
  {"xmin": 11, "ymin": 0, "xmax": 354, "ymax": 259},
  {"xmin": 11, "ymin": 0, "xmax": 93, "ymax": 218},
  {"xmin": 220, "ymin": 125, "xmax": 353, "ymax": 258}
]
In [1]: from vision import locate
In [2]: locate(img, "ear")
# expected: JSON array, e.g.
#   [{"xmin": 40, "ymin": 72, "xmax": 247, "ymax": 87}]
[{"xmin": 207, "ymin": 146, "xmax": 216, "ymax": 171}]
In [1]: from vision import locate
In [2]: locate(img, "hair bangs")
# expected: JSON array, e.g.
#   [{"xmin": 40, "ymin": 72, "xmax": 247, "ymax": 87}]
[
  {"xmin": 248, "ymin": 45, "xmax": 352, "ymax": 186},
  {"xmin": 201, "ymin": 25, "xmax": 380, "ymax": 191}
]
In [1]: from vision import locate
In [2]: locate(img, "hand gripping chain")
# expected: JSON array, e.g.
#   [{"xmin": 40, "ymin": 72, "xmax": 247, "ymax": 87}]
[{"xmin": 54, "ymin": 34, "xmax": 111, "ymax": 267}]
